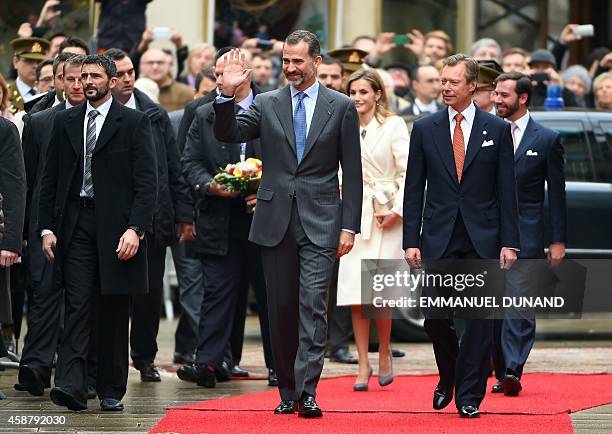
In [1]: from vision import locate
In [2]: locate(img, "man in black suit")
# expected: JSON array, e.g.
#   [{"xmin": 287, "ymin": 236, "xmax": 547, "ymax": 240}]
[
  {"xmin": 178, "ymin": 55, "xmax": 275, "ymax": 387},
  {"xmin": 491, "ymin": 72, "xmax": 566, "ymax": 396},
  {"xmin": 39, "ymin": 54, "xmax": 157, "ymax": 411},
  {"xmin": 214, "ymin": 31, "xmax": 362, "ymax": 417},
  {"xmin": 403, "ymin": 54, "xmax": 520, "ymax": 418},
  {"xmin": 104, "ymin": 48, "xmax": 194, "ymax": 383},
  {"xmin": 18, "ymin": 54, "xmax": 87, "ymax": 397}
]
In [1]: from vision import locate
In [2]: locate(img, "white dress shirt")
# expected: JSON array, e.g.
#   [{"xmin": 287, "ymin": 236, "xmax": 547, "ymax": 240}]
[
  {"xmin": 509, "ymin": 110, "xmax": 530, "ymax": 152},
  {"xmin": 124, "ymin": 93, "xmax": 137, "ymax": 110},
  {"xmin": 16, "ymin": 77, "xmax": 38, "ymax": 102},
  {"xmin": 53, "ymin": 95, "xmax": 62, "ymax": 107},
  {"xmin": 413, "ymin": 98, "xmax": 438, "ymax": 115},
  {"xmin": 81, "ymin": 97, "xmax": 113, "ymax": 197},
  {"xmin": 448, "ymin": 102, "xmax": 476, "ymax": 153}
]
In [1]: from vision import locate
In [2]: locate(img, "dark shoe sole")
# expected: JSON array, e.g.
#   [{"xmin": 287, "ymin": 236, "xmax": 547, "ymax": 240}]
[
  {"xmin": 50, "ymin": 388, "xmax": 87, "ymax": 411},
  {"xmin": 101, "ymin": 402, "xmax": 124, "ymax": 411},
  {"xmin": 502, "ymin": 375, "xmax": 522, "ymax": 396},
  {"xmin": 176, "ymin": 368, "xmax": 197, "ymax": 383},
  {"xmin": 298, "ymin": 409, "xmax": 323, "ymax": 418},
  {"xmin": 459, "ymin": 410, "xmax": 480, "ymax": 418},
  {"xmin": 140, "ymin": 375, "xmax": 161, "ymax": 382}
]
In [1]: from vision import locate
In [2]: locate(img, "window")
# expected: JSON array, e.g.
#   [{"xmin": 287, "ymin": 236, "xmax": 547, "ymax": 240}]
[{"xmin": 538, "ymin": 120, "xmax": 594, "ymax": 182}]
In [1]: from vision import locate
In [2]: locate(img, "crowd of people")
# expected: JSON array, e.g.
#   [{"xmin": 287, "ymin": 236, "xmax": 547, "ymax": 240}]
[{"xmin": 0, "ymin": 0, "xmax": 610, "ymax": 419}]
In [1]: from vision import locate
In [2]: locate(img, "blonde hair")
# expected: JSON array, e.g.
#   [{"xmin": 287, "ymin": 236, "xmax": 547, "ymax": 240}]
[
  {"xmin": 347, "ymin": 69, "xmax": 393, "ymax": 123},
  {"xmin": 0, "ymin": 73, "xmax": 9, "ymax": 113},
  {"xmin": 425, "ymin": 30, "xmax": 454, "ymax": 56},
  {"xmin": 593, "ymin": 72, "xmax": 612, "ymax": 109}
]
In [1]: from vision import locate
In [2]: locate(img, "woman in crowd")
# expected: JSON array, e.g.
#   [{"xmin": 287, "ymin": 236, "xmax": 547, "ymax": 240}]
[
  {"xmin": 178, "ymin": 43, "xmax": 216, "ymax": 89},
  {"xmin": 561, "ymin": 65, "xmax": 593, "ymax": 108},
  {"xmin": 593, "ymin": 72, "xmax": 612, "ymax": 110},
  {"xmin": 337, "ymin": 69, "xmax": 410, "ymax": 391}
]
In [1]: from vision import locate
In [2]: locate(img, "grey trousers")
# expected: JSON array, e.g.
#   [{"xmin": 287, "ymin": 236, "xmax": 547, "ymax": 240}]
[{"xmin": 260, "ymin": 202, "xmax": 336, "ymax": 401}]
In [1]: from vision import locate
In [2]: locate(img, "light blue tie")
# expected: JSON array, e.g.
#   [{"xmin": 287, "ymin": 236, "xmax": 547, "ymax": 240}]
[{"xmin": 293, "ymin": 92, "xmax": 307, "ymax": 163}]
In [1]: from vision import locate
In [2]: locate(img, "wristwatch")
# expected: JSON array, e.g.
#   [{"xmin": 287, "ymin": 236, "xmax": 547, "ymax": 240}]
[{"xmin": 128, "ymin": 225, "xmax": 145, "ymax": 238}]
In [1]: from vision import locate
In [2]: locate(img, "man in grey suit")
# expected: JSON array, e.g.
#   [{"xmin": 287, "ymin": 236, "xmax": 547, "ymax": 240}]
[{"xmin": 213, "ymin": 30, "xmax": 362, "ymax": 418}]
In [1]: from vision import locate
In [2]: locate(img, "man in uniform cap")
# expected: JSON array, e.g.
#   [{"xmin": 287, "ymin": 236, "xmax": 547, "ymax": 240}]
[
  {"xmin": 473, "ymin": 59, "xmax": 503, "ymax": 115},
  {"xmin": 327, "ymin": 47, "xmax": 368, "ymax": 90},
  {"xmin": 8, "ymin": 37, "xmax": 50, "ymax": 112}
]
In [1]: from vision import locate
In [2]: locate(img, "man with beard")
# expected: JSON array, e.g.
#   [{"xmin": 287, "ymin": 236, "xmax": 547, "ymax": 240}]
[
  {"xmin": 317, "ymin": 56, "xmax": 345, "ymax": 93},
  {"xmin": 39, "ymin": 54, "xmax": 157, "ymax": 411},
  {"xmin": 104, "ymin": 47, "xmax": 193, "ymax": 383},
  {"xmin": 214, "ymin": 31, "xmax": 362, "ymax": 417},
  {"xmin": 491, "ymin": 72, "xmax": 566, "ymax": 396},
  {"xmin": 18, "ymin": 54, "xmax": 87, "ymax": 397}
]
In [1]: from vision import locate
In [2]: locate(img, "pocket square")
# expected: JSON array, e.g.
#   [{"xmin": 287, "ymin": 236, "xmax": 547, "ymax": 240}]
[
  {"xmin": 526, "ymin": 150, "xmax": 538, "ymax": 156},
  {"xmin": 481, "ymin": 140, "xmax": 494, "ymax": 147}
]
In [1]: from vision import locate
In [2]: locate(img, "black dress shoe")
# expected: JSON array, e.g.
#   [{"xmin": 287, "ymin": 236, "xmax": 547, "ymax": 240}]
[
  {"xmin": 491, "ymin": 381, "xmax": 503, "ymax": 393},
  {"xmin": 17, "ymin": 365, "xmax": 44, "ymax": 396},
  {"xmin": 268, "ymin": 368, "xmax": 278, "ymax": 386},
  {"xmin": 173, "ymin": 352, "xmax": 195, "ymax": 365},
  {"xmin": 100, "ymin": 398, "xmax": 124, "ymax": 411},
  {"xmin": 87, "ymin": 385, "xmax": 97, "ymax": 400},
  {"xmin": 458, "ymin": 405, "xmax": 480, "ymax": 418},
  {"xmin": 215, "ymin": 362, "xmax": 232, "ymax": 382},
  {"xmin": 231, "ymin": 365, "xmax": 249, "ymax": 377},
  {"xmin": 137, "ymin": 364, "xmax": 161, "ymax": 382},
  {"xmin": 298, "ymin": 395, "xmax": 323, "ymax": 418},
  {"xmin": 433, "ymin": 385, "xmax": 453, "ymax": 410},
  {"xmin": 328, "ymin": 348, "xmax": 358, "ymax": 364},
  {"xmin": 177, "ymin": 364, "xmax": 217, "ymax": 388},
  {"xmin": 274, "ymin": 400, "xmax": 297, "ymax": 414},
  {"xmin": 50, "ymin": 387, "xmax": 87, "ymax": 411},
  {"xmin": 502, "ymin": 374, "xmax": 522, "ymax": 396}
]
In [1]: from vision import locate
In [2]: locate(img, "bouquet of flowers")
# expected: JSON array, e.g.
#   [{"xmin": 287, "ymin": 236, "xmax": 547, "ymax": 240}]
[{"xmin": 213, "ymin": 158, "xmax": 262, "ymax": 212}]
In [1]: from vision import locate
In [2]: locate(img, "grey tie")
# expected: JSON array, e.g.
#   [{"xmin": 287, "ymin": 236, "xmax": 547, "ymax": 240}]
[{"xmin": 83, "ymin": 110, "xmax": 99, "ymax": 197}]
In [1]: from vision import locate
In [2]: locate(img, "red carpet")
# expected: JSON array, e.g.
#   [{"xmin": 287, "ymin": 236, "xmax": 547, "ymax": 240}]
[{"xmin": 150, "ymin": 373, "xmax": 612, "ymax": 433}]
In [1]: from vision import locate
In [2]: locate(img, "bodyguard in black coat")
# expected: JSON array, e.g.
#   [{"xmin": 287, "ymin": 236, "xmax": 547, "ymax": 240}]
[
  {"xmin": 179, "ymin": 71, "xmax": 275, "ymax": 387},
  {"xmin": 38, "ymin": 55, "xmax": 157, "ymax": 411},
  {"xmin": 18, "ymin": 54, "xmax": 88, "ymax": 396},
  {"xmin": 105, "ymin": 48, "xmax": 193, "ymax": 381}
]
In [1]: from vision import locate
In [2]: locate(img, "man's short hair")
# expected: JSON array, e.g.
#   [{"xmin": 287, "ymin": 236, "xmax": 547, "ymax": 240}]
[
  {"xmin": 252, "ymin": 52, "xmax": 270, "ymax": 62},
  {"xmin": 103, "ymin": 48, "xmax": 129, "ymax": 62},
  {"xmin": 442, "ymin": 54, "xmax": 479, "ymax": 84},
  {"xmin": 215, "ymin": 46, "xmax": 235, "ymax": 63},
  {"xmin": 63, "ymin": 55, "xmax": 86, "ymax": 75},
  {"xmin": 53, "ymin": 52, "xmax": 77, "ymax": 75},
  {"xmin": 195, "ymin": 67, "xmax": 216, "ymax": 91},
  {"xmin": 470, "ymin": 37, "xmax": 502, "ymax": 60},
  {"xmin": 321, "ymin": 55, "xmax": 345, "ymax": 74},
  {"xmin": 495, "ymin": 71, "xmax": 533, "ymax": 106},
  {"xmin": 502, "ymin": 47, "xmax": 528, "ymax": 59},
  {"xmin": 58, "ymin": 36, "xmax": 90, "ymax": 55},
  {"xmin": 35, "ymin": 59, "xmax": 54, "ymax": 81},
  {"xmin": 285, "ymin": 30, "xmax": 321, "ymax": 58},
  {"xmin": 425, "ymin": 30, "xmax": 454, "ymax": 55},
  {"xmin": 82, "ymin": 54, "xmax": 117, "ymax": 78}
]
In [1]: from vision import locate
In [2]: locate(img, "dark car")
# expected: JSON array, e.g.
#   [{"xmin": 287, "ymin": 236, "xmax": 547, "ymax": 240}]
[{"xmin": 392, "ymin": 109, "xmax": 612, "ymax": 341}]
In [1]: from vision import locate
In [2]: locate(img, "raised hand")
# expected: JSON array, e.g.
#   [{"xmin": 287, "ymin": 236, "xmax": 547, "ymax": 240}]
[{"xmin": 221, "ymin": 49, "xmax": 252, "ymax": 96}]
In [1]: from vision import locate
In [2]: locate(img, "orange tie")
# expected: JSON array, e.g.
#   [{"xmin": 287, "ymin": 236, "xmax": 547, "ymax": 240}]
[{"xmin": 453, "ymin": 113, "xmax": 465, "ymax": 183}]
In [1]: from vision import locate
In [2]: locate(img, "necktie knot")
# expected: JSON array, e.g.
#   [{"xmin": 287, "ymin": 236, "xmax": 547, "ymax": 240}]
[
  {"xmin": 296, "ymin": 92, "xmax": 306, "ymax": 103},
  {"xmin": 88, "ymin": 110, "xmax": 100, "ymax": 120},
  {"xmin": 454, "ymin": 113, "xmax": 464, "ymax": 123}
]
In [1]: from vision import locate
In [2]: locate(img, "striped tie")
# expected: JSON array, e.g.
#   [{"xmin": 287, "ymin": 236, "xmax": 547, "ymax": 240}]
[
  {"xmin": 82, "ymin": 110, "xmax": 99, "ymax": 197},
  {"xmin": 293, "ymin": 92, "xmax": 307, "ymax": 163},
  {"xmin": 452, "ymin": 113, "xmax": 465, "ymax": 183}
]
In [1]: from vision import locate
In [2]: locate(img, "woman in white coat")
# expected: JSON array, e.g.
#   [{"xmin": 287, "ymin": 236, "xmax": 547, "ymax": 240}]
[{"xmin": 337, "ymin": 69, "xmax": 410, "ymax": 391}]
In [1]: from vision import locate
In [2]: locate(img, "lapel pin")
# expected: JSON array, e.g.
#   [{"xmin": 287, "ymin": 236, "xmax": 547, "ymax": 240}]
[{"xmin": 482, "ymin": 130, "xmax": 487, "ymax": 135}]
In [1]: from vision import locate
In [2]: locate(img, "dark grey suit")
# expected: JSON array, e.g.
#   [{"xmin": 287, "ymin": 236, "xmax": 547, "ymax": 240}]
[{"xmin": 214, "ymin": 84, "xmax": 362, "ymax": 400}]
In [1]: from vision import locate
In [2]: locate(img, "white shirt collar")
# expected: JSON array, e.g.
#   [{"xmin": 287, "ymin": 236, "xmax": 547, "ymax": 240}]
[
  {"xmin": 512, "ymin": 110, "xmax": 530, "ymax": 131},
  {"xmin": 448, "ymin": 101, "xmax": 476, "ymax": 127},
  {"xmin": 16, "ymin": 77, "xmax": 36, "ymax": 97},
  {"xmin": 86, "ymin": 96, "xmax": 113, "ymax": 119},
  {"xmin": 65, "ymin": 99, "xmax": 74, "ymax": 109},
  {"xmin": 124, "ymin": 93, "xmax": 137, "ymax": 110},
  {"xmin": 53, "ymin": 95, "xmax": 62, "ymax": 107},
  {"xmin": 290, "ymin": 80, "xmax": 319, "ymax": 100},
  {"xmin": 414, "ymin": 98, "xmax": 438, "ymax": 114},
  {"xmin": 236, "ymin": 90, "xmax": 254, "ymax": 112}
]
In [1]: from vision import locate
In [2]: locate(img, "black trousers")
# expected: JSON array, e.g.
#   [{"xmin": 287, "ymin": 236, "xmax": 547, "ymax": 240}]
[
  {"xmin": 230, "ymin": 240, "xmax": 274, "ymax": 369},
  {"xmin": 327, "ymin": 261, "xmax": 353, "ymax": 353},
  {"xmin": 260, "ymin": 202, "xmax": 336, "ymax": 401},
  {"xmin": 130, "ymin": 240, "xmax": 167, "ymax": 367},
  {"xmin": 19, "ymin": 261, "xmax": 58, "ymax": 387},
  {"xmin": 423, "ymin": 213, "xmax": 494, "ymax": 408},
  {"xmin": 55, "ymin": 205, "xmax": 130, "ymax": 402},
  {"xmin": 195, "ymin": 238, "xmax": 248, "ymax": 367}
]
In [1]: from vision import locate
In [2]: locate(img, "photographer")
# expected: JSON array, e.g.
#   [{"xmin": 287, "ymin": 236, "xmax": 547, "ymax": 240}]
[{"xmin": 526, "ymin": 49, "xmax": 579, "ymax": 108}]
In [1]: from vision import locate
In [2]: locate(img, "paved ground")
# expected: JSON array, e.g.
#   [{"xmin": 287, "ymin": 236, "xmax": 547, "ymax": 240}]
[{"xmin": 1, "ymin": 316, "xmax": 612, "ymax": 433}]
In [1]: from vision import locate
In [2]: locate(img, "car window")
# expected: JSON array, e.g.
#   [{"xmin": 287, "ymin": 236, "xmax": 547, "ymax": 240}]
[
  {"xmin": 593, "ymin": 121, "xmax": 612, "ymax": 182},
  {"xmin": 537, "ymin": 120, "xmax": 594, "ymax": 182}
]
